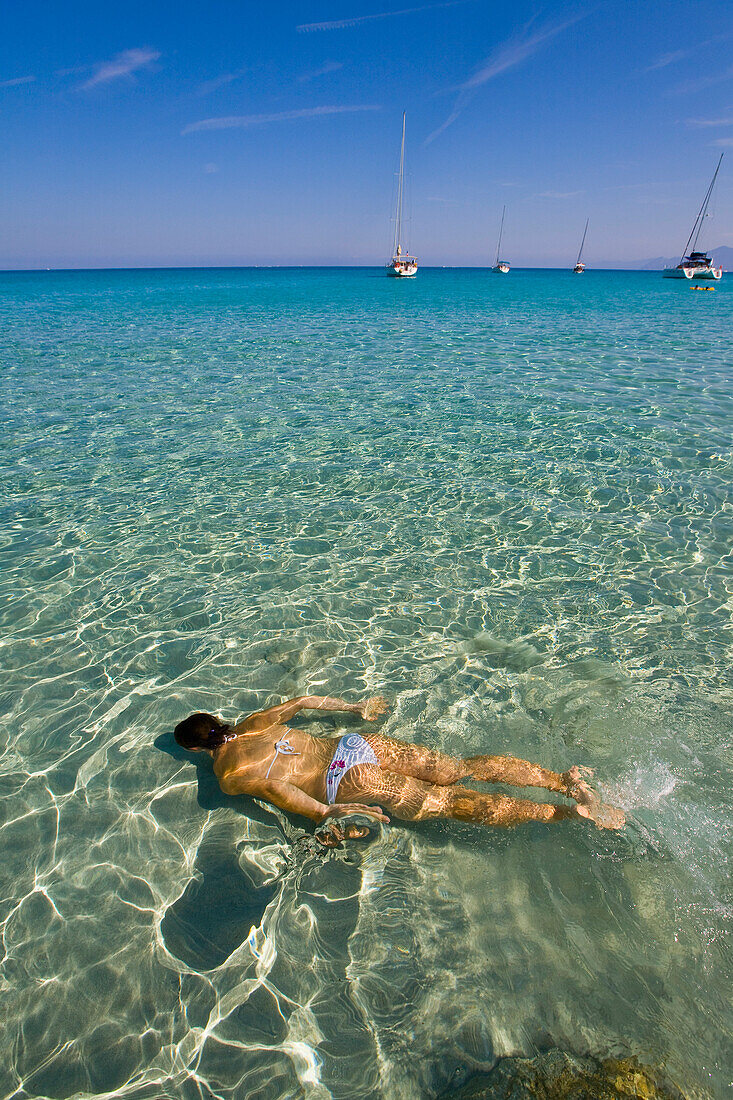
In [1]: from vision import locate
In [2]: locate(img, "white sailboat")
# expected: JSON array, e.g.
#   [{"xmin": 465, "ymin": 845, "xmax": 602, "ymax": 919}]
[
  {"xmin": 492, "ymin": 206, "xmax": 510, "ymax": 273},
  {"xmin": 663, "ymin": 154, "xmax": 723, "ymax": 280},
  {"xmin": 387, "ymin": 112, "xmax": 417, "ymax": 277},
  {"xmin": 573, "ymin": 218, "xmax": 589, "ymax": 273}
]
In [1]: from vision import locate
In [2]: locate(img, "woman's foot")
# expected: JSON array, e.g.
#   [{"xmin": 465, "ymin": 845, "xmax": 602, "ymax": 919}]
[
  {"xmin": 565, "ymin": 766, "xmax": 625, "ymax": 829},
  {"xmin": 575, "ymin": 802, "xmax": 626, "ymax": 829},
  {"xmin": 564, "ymin": 764, "xmax": 596, "ymax": 806}
]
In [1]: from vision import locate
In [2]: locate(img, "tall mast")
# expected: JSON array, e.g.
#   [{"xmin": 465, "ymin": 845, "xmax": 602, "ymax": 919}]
[
  {"xmin": 576, "ymin": 218, "xmax": 589, "ymax": 266},
  {"xmin": 495, "ymin": 205, "xmax": 506, "ymax": 265},
  {"xmin": 393, "ymin": 112, "xmax": 406, "ymax": 258},
  {"xmin": 680, "ymin": 153, "xmax": 723, "ymax": 261}
]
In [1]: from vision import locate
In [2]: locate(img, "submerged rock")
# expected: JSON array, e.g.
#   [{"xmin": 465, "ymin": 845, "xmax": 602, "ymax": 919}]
[{"xmin": 439, "ymin": 1050, "xmax": 688, "ymax": 1100}]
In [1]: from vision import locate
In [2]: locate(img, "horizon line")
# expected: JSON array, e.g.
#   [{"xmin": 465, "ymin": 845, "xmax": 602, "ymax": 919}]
[{"xmin": 0, "ymin": 264, "xmax": 695, "ymax": 273}]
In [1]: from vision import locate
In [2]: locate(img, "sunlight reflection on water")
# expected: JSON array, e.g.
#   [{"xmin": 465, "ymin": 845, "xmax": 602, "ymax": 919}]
[{"xmin": 0, "ymin": 268, "xmax": 731, "ymax": 1099}]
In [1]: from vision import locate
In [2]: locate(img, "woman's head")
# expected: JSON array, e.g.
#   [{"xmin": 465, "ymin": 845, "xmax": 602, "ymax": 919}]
[{"xmin": 174, "ymin": 712, "xmax": 235, "ymax": 752}]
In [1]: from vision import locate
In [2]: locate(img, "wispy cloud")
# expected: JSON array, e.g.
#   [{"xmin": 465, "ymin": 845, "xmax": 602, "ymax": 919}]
[
  {"xmin": 197, "ymin": 70, "xmax": 248, "ymax": 96},
  {"xmin": 297, "ymin": 0, "xmax": 464, "ymax": 33},
  {"xmin": 0, "ymin": 75, "xmax": 36, "ymax": 88},
  {"xmin": 645, "ymin": 31, "xmax": 733, "ymax": 77},
  {"xmin": 425, "ymin": 13, "xmax": 583, "ymax": 145},
  {"xmin": 537, "ymin": 189, "xmax": 584, "ymax": 198},
  {"xmin": 686, "ymin": 116, "xmax": 733, "ymax": 127},
  {"xmin": 670, "ymin": 65, "xmax": 733, "ymax": 96},
  {"xmin": 183, "ymin": 104, "xmax": 380, "ymax": 135},
  {"xmin": 298, "ymin": 60, "xmax": 344, "ymax": 82},
  {"xmin": 713, "ymin": 136, "xmax": 733, "ymax": 146},
  {"xmin": 80, "ymin": 48, "xmax": 160, "ymax": 90},
  {"xmin": 644, "ymin": 50, "xmax": 686, "ymax": 73},
  {"xmin": 462, "ymin": 15, "xmax": 582, "ymax": 90}
]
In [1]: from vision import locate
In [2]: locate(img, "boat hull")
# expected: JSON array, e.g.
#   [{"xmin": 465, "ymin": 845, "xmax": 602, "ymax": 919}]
[
  {"xmin": 492, "ymin": 263, "xmax": 510, "ymax": 274},
  {"xmin": 663, "ymin": 264, "xmax": 722, "ymax": 280},
  {"xmin": 573, "ymin": 263, "xmax": 585, "ymax": 274},
  {"xmin": 387, "ymin": 263, "xmax": 418, "ymax": 277}
]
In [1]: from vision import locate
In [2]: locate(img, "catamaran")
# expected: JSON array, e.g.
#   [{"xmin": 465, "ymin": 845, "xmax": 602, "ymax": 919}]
[
  {"xmin": 492, "ymin": 206, "xmax": 510, "ymax": 273},
  {"xmin": 387, "ymin": 112, "xmax": 417, "ymax": 277},
  {"xmin": 663, "ymin": 154, "xmax": 724, "ymax": 280},
  {"xmin": 573, "ymin": 218, "xmax": 589, "ymax": 273}
]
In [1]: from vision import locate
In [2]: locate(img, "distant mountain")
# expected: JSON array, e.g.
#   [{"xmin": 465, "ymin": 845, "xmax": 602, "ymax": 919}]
[{"xmin": 635, "ymin": 244, "xmax": 733, "ymax": 270}]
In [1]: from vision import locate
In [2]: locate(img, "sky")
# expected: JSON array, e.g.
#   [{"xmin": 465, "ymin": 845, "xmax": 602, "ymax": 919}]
[{"xmin": 1, "ymin": 0, "xmax": 732, "ymax": 267}]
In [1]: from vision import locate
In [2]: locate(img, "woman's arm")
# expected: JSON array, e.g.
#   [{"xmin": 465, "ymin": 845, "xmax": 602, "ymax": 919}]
[
  {"xmin": 240, "ymin": 695, "xmax": 389, "ymax": 731},
  {"xmin": 219, "ymin": 774, "xmax": 388, "ymax": 825},
  {"xmin": 220, "ymin": 773, "xmax": 328, "ymax": 820}
]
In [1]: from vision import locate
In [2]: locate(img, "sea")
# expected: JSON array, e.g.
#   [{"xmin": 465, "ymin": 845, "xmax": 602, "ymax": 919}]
[{"xmin": 1, "ymin": 266, "xmax": 731, "ymax": 1100}]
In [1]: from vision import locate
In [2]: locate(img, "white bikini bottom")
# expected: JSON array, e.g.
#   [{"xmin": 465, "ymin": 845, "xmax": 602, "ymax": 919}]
[{"xmin": 325, "ymin": 734, "xmax": 379, "ymax": 804}]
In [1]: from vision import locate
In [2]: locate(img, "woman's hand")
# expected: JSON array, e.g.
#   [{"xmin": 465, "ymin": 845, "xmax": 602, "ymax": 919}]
[
  {"xmin": 360, "ymin": 696, "xmax": 390, "ymax": 721},
  {"xmin": 320, "ymin": 803, "xmax": 390, "ymax": 824}
]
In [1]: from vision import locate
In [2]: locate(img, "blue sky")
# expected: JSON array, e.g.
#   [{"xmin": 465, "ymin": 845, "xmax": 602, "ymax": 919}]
[{"xmin": 1, "ymin": 0, "xmax": 732, "ymax": 267}]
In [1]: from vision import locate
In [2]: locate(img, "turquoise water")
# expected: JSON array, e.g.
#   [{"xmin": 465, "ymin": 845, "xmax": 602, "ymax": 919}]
[{"xmin": 1, "ymin": 267, "xmax": 731, "ymax": 1100}]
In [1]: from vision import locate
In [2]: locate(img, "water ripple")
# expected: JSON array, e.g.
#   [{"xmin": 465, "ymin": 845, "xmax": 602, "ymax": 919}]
[{"xmin": 0, "ymin": 269, "xmax": 731, "ymax": 1099}]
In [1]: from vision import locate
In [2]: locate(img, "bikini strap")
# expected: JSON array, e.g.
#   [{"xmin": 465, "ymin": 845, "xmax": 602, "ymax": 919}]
[{"xmin": 265, "ymin": 736, "xmax": 301, "ymax": 779}]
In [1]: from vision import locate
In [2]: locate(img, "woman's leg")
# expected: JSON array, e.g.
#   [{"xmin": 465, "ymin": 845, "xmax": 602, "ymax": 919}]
[
  {"xmin": 364, "ymin": 734, "xmax": 470, "ymax": 784},
  {"xmin": 365, "ymin": 733, "xmax": 584, "ymax": 799},
  {"xmin": 337, "ymin": 764, "xmax": 578, "ymax": 829}
]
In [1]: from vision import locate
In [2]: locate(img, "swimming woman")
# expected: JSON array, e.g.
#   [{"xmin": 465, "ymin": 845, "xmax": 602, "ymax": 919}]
[{"xmin": 173, "ymin": 693, "xmax": 624, "ymax": 845}]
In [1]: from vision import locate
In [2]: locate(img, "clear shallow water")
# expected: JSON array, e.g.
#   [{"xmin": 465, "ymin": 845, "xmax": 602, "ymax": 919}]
[{"xmin": 0, "ymin": 267, "xmax": 731, "ymax": 1100}]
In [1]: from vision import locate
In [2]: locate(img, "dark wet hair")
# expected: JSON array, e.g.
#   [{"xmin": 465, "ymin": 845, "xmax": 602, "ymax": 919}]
[{"xmin": 174, "ymin": 712, "xmax": 236, "ymax": 751}]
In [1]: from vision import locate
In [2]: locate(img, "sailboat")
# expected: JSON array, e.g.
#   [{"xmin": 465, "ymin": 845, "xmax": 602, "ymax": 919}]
[
  {"xmin": 573, "ymin": 218, "xmax": 589, "ymax": 273},
  {"xmin": 663, "ymin": 154, "xmax": 723, "ymax": 280},
  {"xmin": 492, "ymin": 206, "xmax": 510, "ymax": 273},
  {"xmin": 387, "ymin": 112, "xmax": 417, "ymax": 277}
]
